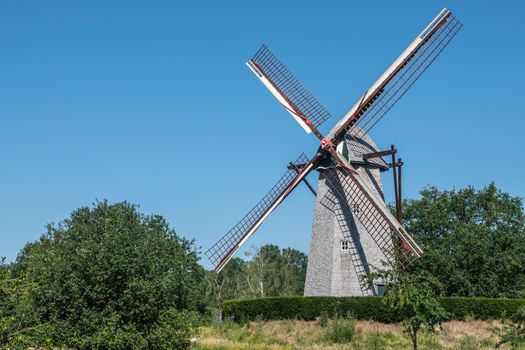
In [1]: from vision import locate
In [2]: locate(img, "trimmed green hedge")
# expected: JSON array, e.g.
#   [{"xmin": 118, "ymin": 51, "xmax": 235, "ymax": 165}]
[
  {"xmin": 222, "ymin": 296, "xmax": 525, "ymax": 323},
  {"xmin": 440, "ymin": 297, "xmax": 525, "ymax": 320}
]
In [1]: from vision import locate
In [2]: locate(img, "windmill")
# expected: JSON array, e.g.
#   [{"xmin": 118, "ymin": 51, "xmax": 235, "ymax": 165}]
[{"xmin": 205, "ymin": 8, "xmax": 462, "ymax": 296}]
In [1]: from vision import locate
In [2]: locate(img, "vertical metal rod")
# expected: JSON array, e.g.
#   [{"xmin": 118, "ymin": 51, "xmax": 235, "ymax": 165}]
[
  {"xmin": 398, "ymin": 158, "xmax": 403, "ymax": 221},
  {"xmin": 390, "ymin": 145, "xmax": 401, "ymax": 221}
]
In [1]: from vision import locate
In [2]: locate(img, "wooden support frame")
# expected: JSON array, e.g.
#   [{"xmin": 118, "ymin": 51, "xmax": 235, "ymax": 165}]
[
  {"xmin": 362, "ymin": 145, "xmax": 404, "ymax": 222},
  {"xmin": 289, "ymin": 162, "xmax": 317, "ymax": 196},
  {"xmin": 297, "ymin": 144, "xmax": 405, "ymax": 223}
]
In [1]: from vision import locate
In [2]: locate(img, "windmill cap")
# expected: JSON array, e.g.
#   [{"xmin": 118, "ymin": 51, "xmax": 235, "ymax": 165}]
[{"xmin": 317, "ymin": 128, "xmax": 389, "ymax": 171}]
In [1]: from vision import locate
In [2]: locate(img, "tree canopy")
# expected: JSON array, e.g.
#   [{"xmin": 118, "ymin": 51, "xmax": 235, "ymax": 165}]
[
  {"xmin": 366, "ymin": 265, "xmax": 448, "ymax": 350},
  {"xmin": 8, "ymin": 201, "xmax": 204, "ymax": 349},
  {"xmin": 1, "ymin": 182, "xmax": 524, "ymax": 348},
  {"xmin": 205, "ymin": 244, "xmax": 308, "ymax": 319},
  {"xmin": 403, "ymin": 183, "xmax": 525, "ymax": 298}
]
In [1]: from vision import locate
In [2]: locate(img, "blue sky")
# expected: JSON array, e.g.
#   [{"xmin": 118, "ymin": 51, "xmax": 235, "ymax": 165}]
[{"xmin": 1, "ymin": 1, "xmax": 524, "ymax": 267}]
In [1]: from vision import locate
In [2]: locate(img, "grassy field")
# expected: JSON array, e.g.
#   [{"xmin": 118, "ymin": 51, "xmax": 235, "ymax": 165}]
[{"xmin": 192, "ymin": 319, "xmax": 522, "ymax": 350}]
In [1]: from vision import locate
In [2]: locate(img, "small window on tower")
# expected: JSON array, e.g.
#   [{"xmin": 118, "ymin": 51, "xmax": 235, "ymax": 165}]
[{"xmin": 341, "ymin": 240, "xmax": 350, "ymax": 252}]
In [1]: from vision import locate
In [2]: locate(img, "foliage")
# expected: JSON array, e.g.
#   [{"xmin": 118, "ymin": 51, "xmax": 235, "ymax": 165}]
[
  {"xmin": 205, "ymin": 245, "xmax": 307, "ymax": 319},
  {"xmin": 149, "ymin": 309, "xmax": 201, "ymax": 350},
  {"xmin": 440, "ymin": 297, "xmax": 525, "ymax": 320},
  {"xmin": 323, "ymin": 312, "xmax": 356, "ymax": 344},
  {"xmin": 11, "ymin": 201, "xmax": 204, "ymax": 349},
  {"xmin": 221, "ymin": 295, "xmax": 525, "ymax": 323},
  {"xmin": 243, "ymin": 245, "xmax": 307, "ymax": 298},
  {"xmin": 204, "ymin": 257, "xmax": 248, "ymax": 320},
  {"xmin": 195, "ymin": 319, "xmax": 502, "ymax": 350},
  {"xmin": 0, "ymin": 258, "xmax": 52, "ymax": 348},
  {"xmin": 365, "ymin": 266, "xmax": 448, "ymax": 350},
  {"xmin": 403, "ymin": 183, "xmax": 525, "ymax": 298},
  {"xmin": 319, "ymin": 310, "xmax": 328, "ymax": 328},
  {"xmin": 496, "ymin": 306, "xmax": 525, "ymax": 349}
]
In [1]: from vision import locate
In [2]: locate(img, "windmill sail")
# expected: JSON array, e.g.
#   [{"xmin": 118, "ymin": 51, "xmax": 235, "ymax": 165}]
[
  {"xmin": 323, "ymin": 168, "xmax": 422, "ymax": 267},
  {"xmin": 247, "ymin": 45, "xmax": 332, "ymax": 133},
  {"xmin": 328, "ymin": 8, "xmax": 462, "ymax": 140},
  {"xmin": 207, "ymin": 8, "xmax": 461, "ymax": 274},
  {"xmin": 205, "ymin": 153, "xmax": 315, "ymax": 272}
]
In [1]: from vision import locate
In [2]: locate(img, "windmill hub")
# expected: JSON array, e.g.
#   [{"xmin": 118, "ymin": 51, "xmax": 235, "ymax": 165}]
[{"xmin": 318, "ymin": 132, "xmax": 389, "ymax": 172}]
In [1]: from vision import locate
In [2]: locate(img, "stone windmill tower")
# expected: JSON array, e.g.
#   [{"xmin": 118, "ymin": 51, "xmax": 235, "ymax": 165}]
[{"xmin": 205, "ymin": 9, "xmax": 462, "ymax": 295}]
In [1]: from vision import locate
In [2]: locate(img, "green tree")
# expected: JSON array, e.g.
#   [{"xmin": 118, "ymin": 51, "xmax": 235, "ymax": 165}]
[
  {"xmin": 205, "ymin": 245, "xmax": 307, "ymax": 314},
  {"xmin": 496, "ymin": 306, "xmax": 525, "ymax": 349},
  {"xmin": 244, "ymin": 244, "xmax": 307, "ymax": 298},
  {"xmin": 366, "ymin": 266, "xmax": 448, "ymax": 350},
  {"xmin": 403, "ymin": 183, "xmax": 525, "ymax": 297},
  {"xmin": 205, "ymin": 257, "xmax": 247, "ymax": 320},
  {"xmin": 12, "ymin": 201, "xmax": 204, "ymax": 350},
  {"xmin": 0, "ymin": 259, "xmax": 50, "ymax": 347},
  {"xmin": 280, "ymin": 247, "xmax": 308, "ymax": 296}
]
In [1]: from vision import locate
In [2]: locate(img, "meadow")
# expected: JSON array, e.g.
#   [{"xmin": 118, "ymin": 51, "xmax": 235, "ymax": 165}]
[{"xmin": 193, "ymin": 319, "xmax": 521, "ymax": 350}]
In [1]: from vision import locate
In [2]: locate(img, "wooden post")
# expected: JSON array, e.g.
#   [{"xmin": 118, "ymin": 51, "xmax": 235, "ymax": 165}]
[
  {"xmin": 390, "ymin": 145, "xmax": 401, "ymax": 221},
  {"xmin": 398, "ymin": 158, "xmax": 403, "ymax": 221}
]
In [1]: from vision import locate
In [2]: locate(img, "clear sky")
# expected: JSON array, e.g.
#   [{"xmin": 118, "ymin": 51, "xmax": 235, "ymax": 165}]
[{"xmin": 1, "ymin": 1, "xmax": 524, "ymax": 267}]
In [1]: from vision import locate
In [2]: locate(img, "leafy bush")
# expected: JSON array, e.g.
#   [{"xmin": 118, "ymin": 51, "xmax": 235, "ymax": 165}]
[
  {"xmin": 496, "ymin": 306, "xmax": 525, "ymax": 348},
  {"xmin": 404, "ymin": 184, "xmax": 525, "ymax": 298},
  {"xmin": 148, "ymin": 309, "xmax": 201, "ymax": 350},
  {"xmin": 319, "ymin": 311, "xmax": 328, "ymax": 328},
  {"xmin": 441, "ymin": 297, "xmax": 525, "ymax": 320},
  {"xmin": 223, "ymin": 296, "xmax": 389, "ymax": 322},
  {"xmin": 365, "ymin": 331, "xmax": 386, "ymax": 350},
  {"xmin": 0, "ymin": 262, "xmax": 52, "ymax": 348},
  {"xmin": 323, "ymin": 313, "xmax": 356, "ymax": 344},
  {"xmin": 10, "ymin": 201, "xmax": 205, "ymax": 349},
  {"xmin": 222, "ymin": 296, "xmax": 525, "ymax": 323},
  {"xmin": 364, "ymin": 267, "xmax": 448, "ymax": 350}
]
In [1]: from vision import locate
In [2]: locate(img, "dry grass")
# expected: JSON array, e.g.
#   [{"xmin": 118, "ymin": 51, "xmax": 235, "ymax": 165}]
[
  {"xmin": 355, "ymin": 320, "xmax": 402, "ymax": 333},
  {"xmin": 192, "ymin": 319, "xmax": 521, "ymax": 350},
  {"xmin": 442, "ymin": 320, "xmax": 498, "ymax": 339}
]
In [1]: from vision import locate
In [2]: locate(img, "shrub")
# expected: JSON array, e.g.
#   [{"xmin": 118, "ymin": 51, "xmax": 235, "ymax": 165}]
[
  {"xmin": 496, "ymin": 305, "xmax": 525, "ymax": 348},
  {"xmin": 319, "ymin": 311, "xmax": 328, "ymax": 328},
  {"xmin": 323, "ymin": 313, "xmax": 356, "ymax": 344},
  {"xmin": 147, "ymin": 310, "xmax": 201, "ymax": 350},
  {"xmin": 441, "ymin": 297, "xmax": 525, "ymax": 320},
  {"xmin": 222, "ymin": 296, "xmax": 391, "ymax": 322},
  {"xmin": 222, "ymin": 296, "xmax": 525, "ymax": 323},
  {"xmin": 365, "ymin": 331, "xmax": 386, "ymax": 350},
  {"xmin": 11, "ymin": 201, "xmax": 205, "ymax": 350}
]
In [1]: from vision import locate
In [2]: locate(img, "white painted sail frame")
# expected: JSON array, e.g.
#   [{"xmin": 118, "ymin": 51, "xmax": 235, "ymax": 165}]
[
  {"xmin": 216, "ymin": 162, "xmax": 315, "ymax": 272},
  {"xmin": 328, "ymin": 8, "xmax": 450, "ymax": 138},
  {"xmin": 246, "ymin": 60, "xmax": 312, "ymax": 134}
]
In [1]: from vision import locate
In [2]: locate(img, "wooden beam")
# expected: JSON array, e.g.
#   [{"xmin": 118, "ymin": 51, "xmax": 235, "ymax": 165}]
[
  {"xmin": 362, "ymin": 148, "xmax": 396, "ymax": 160},
  {"xmin": 289, "ymin": 162, "xmax": 317, "ymax": 196}
]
